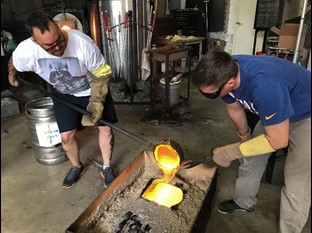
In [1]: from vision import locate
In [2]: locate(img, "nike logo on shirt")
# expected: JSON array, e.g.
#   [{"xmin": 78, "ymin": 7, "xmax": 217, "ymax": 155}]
[{"xmin": 265, "ymin": 113, "xmax": 277, "ymax": 120}]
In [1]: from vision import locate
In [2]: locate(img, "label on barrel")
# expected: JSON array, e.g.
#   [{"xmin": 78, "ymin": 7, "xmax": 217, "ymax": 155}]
[{"xmin": 35, "ymin": 122, "xmax": 62, "ymax": 147}]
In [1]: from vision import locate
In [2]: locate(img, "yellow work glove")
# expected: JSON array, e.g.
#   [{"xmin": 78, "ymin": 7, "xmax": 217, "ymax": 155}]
[
  {"xmin": 212, "ymin": 142, "xmax": 244, "ymax": 167},
  {"xmin": 81, "ymin": 77, "xmax": 109, "ymax": 126}
]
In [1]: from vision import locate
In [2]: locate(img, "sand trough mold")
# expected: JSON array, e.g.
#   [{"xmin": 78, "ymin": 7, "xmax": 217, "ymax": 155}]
[{"xmin": 66, "ymin": 151, "xmax": 217, "ymax": 233}]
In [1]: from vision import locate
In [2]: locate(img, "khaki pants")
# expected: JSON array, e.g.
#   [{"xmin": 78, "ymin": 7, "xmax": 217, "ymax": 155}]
[{"xmin": 233, "ymin": 117, "xmax": 311, "ymax": 233}]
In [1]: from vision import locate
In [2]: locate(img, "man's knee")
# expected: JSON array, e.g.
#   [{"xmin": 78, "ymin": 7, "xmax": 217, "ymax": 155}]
[
  {"xmin": 61, "ymin": 130, "xmax": 76, "ymax": 144},
  {"xmin": 98, "ymin": 126, "xmax": 112, "ymax": 137}
]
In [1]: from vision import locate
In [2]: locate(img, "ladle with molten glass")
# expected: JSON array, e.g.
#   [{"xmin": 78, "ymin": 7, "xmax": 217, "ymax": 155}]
[{"xmin": 142, "ymin": 139, "xmax": 184, "ymax": 208}]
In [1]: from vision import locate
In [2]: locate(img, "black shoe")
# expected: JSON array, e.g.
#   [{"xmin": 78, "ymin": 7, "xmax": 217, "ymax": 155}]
[
  {"xmin": 63, "ymin": 163, "xmax": 85, "ymax": 189},
  {"xmin": 217, "ymin": 200, "xmax": 254, "ymax": 214},
  {"xmin": 101, "ymin": 167, "xmax": 116, "ymax": 188}
]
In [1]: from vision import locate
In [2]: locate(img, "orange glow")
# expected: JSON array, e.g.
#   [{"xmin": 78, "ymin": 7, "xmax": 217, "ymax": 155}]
[
  {"xmin": 56, "ymin": 20, "xmax": 75, "ymax": 30},
  {"xmin": 154, "ymin": 144, "xmax": 180, "ymax": 172},
  {"xmin": 142, "ymin": 143, "xmax": 183, "ymax": 208},
  {"xmin": 142, "ymin": 182, "xmax": 183, "ymax": 208},
  {"xmin": 90, "ymin": 1, "xmax": 101, "ymax": 49}
]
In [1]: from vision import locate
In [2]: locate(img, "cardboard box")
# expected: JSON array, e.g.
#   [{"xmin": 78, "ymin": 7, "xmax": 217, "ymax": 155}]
[{"xmin": 270, "ymin": 23, "xmax": 299, "ymax": 50}]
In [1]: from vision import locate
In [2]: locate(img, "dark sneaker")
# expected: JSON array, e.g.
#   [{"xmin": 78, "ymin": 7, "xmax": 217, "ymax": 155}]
[
  {"xmin": 101, "ymin": 167, "xmax": 116, "ymax": 188},
  {"xmin": 63, "ymin": 163, "xmax": 85, "ymax": 189},
  {"xmin": 217, "ymin": 200, "xmax": 254, "ymax": 214}
]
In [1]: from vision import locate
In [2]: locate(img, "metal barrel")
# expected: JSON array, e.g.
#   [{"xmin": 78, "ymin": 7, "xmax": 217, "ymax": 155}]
[
  {"xmin": 25, "ymin": 97, "xmax": 68, "ymax": 165},
  {"xmin": 159, "ymin": 77, "xmax": 182, "ymax": 108}
]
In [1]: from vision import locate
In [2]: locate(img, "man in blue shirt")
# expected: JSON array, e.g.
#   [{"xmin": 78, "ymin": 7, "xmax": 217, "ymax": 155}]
[{"xmin": 191, "ymin": 51, "xmax": 311, "ymax": 233}]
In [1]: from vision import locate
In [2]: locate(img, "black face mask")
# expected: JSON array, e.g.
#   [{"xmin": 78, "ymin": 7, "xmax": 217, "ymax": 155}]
[
  {"xmin": 199, "ymin": 88, "xmax": 222, "ymax": 99},
  {"xmin": 199, "ymin": 78, "xmax": 231, "ymax": 99}
]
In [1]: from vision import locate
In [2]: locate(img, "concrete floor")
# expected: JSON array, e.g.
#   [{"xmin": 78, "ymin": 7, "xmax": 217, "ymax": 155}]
[{"xmin": 1, "ymin": 77, "xmax": 311, "ymax": 233}]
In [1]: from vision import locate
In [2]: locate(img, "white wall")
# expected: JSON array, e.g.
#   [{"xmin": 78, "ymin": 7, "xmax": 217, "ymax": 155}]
[{"xmin": 223, "ymin": 0, "xmax": 262, "ymax": 54}]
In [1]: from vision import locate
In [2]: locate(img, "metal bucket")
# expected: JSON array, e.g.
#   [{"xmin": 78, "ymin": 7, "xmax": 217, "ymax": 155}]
[
  {"xmin": 159, "ymin": 77, "xmax": 182, "ymax": 108},
  {"xmin": 25, "ymin": 97, "xmax": 67, "ymax": 165}
]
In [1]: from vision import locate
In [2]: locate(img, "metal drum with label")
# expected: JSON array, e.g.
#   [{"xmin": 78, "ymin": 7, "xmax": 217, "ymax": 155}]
[{"xmin": 25, "ymin": 97, "xmax": 67, "ymax": 165}]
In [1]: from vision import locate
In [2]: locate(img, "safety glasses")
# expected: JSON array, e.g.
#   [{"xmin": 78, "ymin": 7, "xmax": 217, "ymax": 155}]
[{"xmin": 199, "ymin": 77, "xmax": 232, "ymax": 99}]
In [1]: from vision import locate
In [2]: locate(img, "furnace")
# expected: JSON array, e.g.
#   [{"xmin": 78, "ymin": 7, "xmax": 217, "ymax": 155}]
[{"xmin": 66, "ymin": 151, "xmax": 217, "ymax": 233}]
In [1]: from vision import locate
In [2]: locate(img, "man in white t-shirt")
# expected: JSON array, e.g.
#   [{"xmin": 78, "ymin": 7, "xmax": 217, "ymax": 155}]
[{"xmin": 8, "ymin": 11, "xmax": 118, "ymax": 189}]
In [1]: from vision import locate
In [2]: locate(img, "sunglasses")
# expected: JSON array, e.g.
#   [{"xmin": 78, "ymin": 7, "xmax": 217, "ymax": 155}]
[
  {"xmin": 33, "ymin": 28, "xmax": 66, "ymax": 53},
  {"xmin": 44, "ymin": 33, "xmax": 65, "ymax": 52},
  {"xmin": 199, "ymin": 77, "xmax": 232, "ymax": 99}
]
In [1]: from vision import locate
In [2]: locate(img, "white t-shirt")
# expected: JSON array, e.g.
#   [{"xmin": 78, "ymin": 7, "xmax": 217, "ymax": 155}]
[{"xmin": 13, "ymin": 29, "xmax": 105, "ymax": 96}]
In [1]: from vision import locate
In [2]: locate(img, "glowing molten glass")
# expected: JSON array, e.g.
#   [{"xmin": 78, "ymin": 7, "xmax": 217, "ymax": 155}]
[
  {"xmin": 142, "ymin": 143, "xmax": 183, "ymax": 208},
  {"xmin": 142, "ymin": 182, "xmax": 183, "ymax": 208}
]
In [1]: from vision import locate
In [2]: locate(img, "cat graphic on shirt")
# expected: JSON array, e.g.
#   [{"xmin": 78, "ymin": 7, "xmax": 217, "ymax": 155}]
[{"xmin": 49, "ymin": 62, "xmax": 90, "ymax": 94}]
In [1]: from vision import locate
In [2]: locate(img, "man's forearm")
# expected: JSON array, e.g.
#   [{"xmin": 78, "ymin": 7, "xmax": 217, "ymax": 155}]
[
  {"xmin": 8, "ymin": 55, "xmax": 19, "ymax": 86},
  {"xmin": 226, "ymin": 102, "xmax": 249, "ymax": 136}
]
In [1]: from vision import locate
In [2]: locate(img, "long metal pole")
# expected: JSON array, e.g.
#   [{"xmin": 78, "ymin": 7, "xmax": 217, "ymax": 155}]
[
  {"xmin": 19, "ymin": 78, "xmax": 154, "ymax": 148},
  {"xmin": 293, "ymin": 0, "xmax": 308, "ymax": 63},
  {"xmin": 132, "ymin": 0, "xmax": 138, "ymax": 103},
  {"xmin": 204, "ymin": 0, "xmax": 209, "ymax": 52},
  {"xmin": 128, "ymin": 10, "xmax": 134, "ymax": 100}
]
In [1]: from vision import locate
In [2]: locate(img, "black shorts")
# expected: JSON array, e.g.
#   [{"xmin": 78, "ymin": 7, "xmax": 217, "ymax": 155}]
[{"xmin": 51, "ymin": 89, "xmax": 118, "ymax": 133}]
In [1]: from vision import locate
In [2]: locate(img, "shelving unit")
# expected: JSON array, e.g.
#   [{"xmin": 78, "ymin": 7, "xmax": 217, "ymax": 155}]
[
  {"xmin": 147, "ymin": 46, "xmax": 192, "ymax": 112},
  {"xmin": 175, "ymin": 37, "xmax": 205, "ymax": 73},
  {"xmin": 267, "ymin": 47, "xmax": 294, "ymax": 61},
  {"xmin": 171, "ymin": 10, "xmax": 207, "ymax": 54}
]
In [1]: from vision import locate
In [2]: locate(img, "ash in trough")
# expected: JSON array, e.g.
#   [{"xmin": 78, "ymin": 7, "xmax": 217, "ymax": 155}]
[
  {"xmin": 117, "ymin": 211, "xmax": 151, "ymax": 233},
  {"xmin": 66, "ymin": 151, "xmax": 217, "ymax": 233}
]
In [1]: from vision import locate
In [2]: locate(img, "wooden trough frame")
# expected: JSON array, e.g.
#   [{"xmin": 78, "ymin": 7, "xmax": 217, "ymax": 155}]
[{"xmin": 66, "ymin": 151, "xmax": 217, "ymax": 233}]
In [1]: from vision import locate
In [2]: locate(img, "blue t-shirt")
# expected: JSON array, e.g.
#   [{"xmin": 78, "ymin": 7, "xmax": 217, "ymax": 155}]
[{"xmin": 222, "ymin": 55, "xmax": 311, "ymax": 126}]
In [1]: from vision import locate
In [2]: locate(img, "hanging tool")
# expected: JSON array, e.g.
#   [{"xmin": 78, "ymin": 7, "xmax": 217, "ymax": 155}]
[
  {"xmin": 106, "ymin": 11, "xmax": 118, "ymax": 79},
  {"xmin": 19, "ymin": 78, "xmax": 184, "ymax": 160},
  {"xmin": 99, "ymin": 5, "xmax": 117, "ymax": 79},
  {"xmin": 126, "ymin": 10, "xmax": 133, "ymax": 93},
  {"xmin": 141, "ymin": 0, "xmax": 158, "ymax": 81},
  {"xmin": 121, "ymin": 11, "xmax": 130, "ymax": 97},
  {"xmin": 116, "ymin": 11, "xmax": 122, "ymax": 79},
  {"xmin": 107, "ymin": 12, "xmax": 121, "ymax": 80},
  {"xmin": 124, "ymin": 11, "xmax": 129, "ymax": 29}
]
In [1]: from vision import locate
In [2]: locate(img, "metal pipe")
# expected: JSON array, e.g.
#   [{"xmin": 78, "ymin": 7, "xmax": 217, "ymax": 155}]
[
  {"xmin": 204, "ymin": 0, "xmax": 209, "ymax": 52},
  {"xmin": 19, "ymin": 78, "xmax": 154, "ymax": 148},
  {"xmin": 128, "ymin": 10, "xmax": 134, "ymax": 98},
  {"xmin": 98, "ymin": 1, "xmax": 109, "ymax": 59},
  {"xmin": 293, "ymin": 0, "xmax": 308, "ymax": 63},
  {"xmin": 80, "ymin": 151, "xmax": 102, "ymax": 168},
  {"xmin": 132, "ymin": 0, "xmax": 138, "ymax": 96}
]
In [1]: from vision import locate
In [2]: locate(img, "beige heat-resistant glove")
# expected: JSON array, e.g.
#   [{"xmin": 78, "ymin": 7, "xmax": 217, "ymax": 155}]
[
  {"xmin": 81, "ymin": 77, "xmax": 109, "ymax": 126},
  {"xmin": 212, "ymin": 142, "xmax": 244, "ymax": 167},
  {"xmin": 237, "ymin": 128, "xmax": 251, "ymax": 142}
]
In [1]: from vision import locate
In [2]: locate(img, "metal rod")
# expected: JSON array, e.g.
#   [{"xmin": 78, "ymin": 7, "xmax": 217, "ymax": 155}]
[
  {"xmin": 128, "ymin": 10, "xmax": 134, "ymax": 102},
  {"xmin": 80, "ymin": 151, "xmax": 102, "ymax": 168},
  {"xmin": 132, "ymin": 0, "xmax": 138, "ymax": 103},
  {"xmin": 293, "ymin": 0, "xmax": 308, "ymax": 63},
  {"xmin": 19, "ymin": 78, "xmax": 154, "ymax": 148},
  {"xmin": 204, "ymin": 0, "xmax": 209, "ymax": 52}
]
